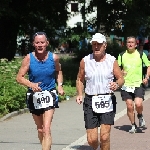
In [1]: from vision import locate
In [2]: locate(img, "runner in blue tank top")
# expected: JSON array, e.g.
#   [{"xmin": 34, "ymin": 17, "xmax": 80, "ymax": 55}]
[{"xmin": 16, "ymin": 32, "xmax": 64, "ymax": 150}]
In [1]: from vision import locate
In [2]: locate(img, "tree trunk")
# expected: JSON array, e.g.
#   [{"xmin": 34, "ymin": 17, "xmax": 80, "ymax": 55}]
[
  {"xmin": 96, "ymin": 0, "xmax": 100, "ymax": 32},
  {"xmin": 0, "ymin": 17, "xmax": 19, "ymax": 61}
]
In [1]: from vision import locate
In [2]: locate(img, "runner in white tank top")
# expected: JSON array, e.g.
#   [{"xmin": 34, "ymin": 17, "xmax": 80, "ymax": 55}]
[{"xmin": 76, "ymin": 33, "xmax": 124, "ymax": 150}]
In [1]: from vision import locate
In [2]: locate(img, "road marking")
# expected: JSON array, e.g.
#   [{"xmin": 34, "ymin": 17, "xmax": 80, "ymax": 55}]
[{"xmin": 62, "ymin": 93, "xmax": 150, "ymax": 150}]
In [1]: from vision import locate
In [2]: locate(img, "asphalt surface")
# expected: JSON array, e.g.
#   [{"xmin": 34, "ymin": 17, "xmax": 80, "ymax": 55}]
[{"xmin": 0, "ymin": 89, "xmax": 150, "ymax": 150}]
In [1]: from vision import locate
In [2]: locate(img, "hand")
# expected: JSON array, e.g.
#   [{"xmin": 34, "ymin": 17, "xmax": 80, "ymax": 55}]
[
  {"xmin": 76, "ymin": 95, "xmax": 83, "ymax": 104},
  {"xmin": 57, "ymin": 86, "xmax": 65, "ymax": 96},
  {"xmin": 31, "ymin": 82, "xmax": 42, "ymax": 92},
  {"xmin": 122, "ymin": 70, "xmax": 127, "ymax": 77},
  {"xmin": 143, "ymin": 78, "xmax": 148, "ymax": 85},
  {"xmin": 109, "ymin": 82, "xmax": 118, "ymax": 91}
]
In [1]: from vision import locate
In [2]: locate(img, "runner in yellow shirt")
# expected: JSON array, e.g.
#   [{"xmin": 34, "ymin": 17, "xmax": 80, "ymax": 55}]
[{"xmin": 118, "ymin": 36, "xmax": 150, "ymax": 133}]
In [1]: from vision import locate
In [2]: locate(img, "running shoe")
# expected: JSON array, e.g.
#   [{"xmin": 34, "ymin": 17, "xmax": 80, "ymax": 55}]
[
  {"xmin": 129, "ymin": 124, "xmax": 137, "ymax": 133},
  {"xmin": 137, "ymin": 115, "xmax": 146, "ymax": 127}
]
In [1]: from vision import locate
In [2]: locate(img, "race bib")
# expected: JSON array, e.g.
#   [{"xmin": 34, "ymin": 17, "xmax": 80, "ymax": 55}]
[
  {"xmin": 33, "ymin": 90, "xmax": 53, "ymax": 109},
  {"xmin": 121, "ymin": 85, "xmax": 135, "ymax": 93},
  {"xmin": 92, "ymin": 95, "xmax": 113, "ymax": 113}
]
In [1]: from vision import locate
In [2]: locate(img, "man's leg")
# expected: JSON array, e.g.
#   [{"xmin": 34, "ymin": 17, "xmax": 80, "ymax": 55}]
[
  {"xmin": 135, "ymin": 97, "xmax": 143, "ymax": 114},
  {"xmin": 100, "ymin": 124, "xmax": 111, "ymax": 150},
  {"xmin": 42, "ymin": 109, "xmax": 55, "ymax": 150},
  {"xmin": 134, "ymin": 85, "xmax": 145, "ymax": 127},
  {"xmin": 32, "ymin": 108, "xmax": 55, "ymax": 150},
  {"xmin": 121, "ymin": 90, "xmax": 137, "ymax": 133},
  {"xmin": 84, "ymin": 96, "xmax": 100, "ymax": 150},
  {"xmin": 32, "ymin": 114, "xmax": 43, "ymax": 144},
  {"xmin": 98, "ymin": 110, "xmax": 115, "ymax": 150},
  {"xmin": 125, "ymin": 99, "xmax": 135, "ymax": 124},
  {"xmin": 86, "ymin": 128, "xmax": 99, "ymax": 150},
  {"xmin": 125, "ymin": 99, "xmax": 137, "ymax": 133},
  {"xmin": 135, "ymin": 97, "xmax": 145, "ymax": 127}
]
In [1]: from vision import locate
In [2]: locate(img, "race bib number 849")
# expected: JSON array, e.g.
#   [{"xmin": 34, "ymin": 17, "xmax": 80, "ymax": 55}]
[
  {"xmin": 33, "ymin": 91, "xmax": 53, "ymax": 109},
  {"xmin": 92, "ymin": 95, "xmax": 113, "ymax": 113}
]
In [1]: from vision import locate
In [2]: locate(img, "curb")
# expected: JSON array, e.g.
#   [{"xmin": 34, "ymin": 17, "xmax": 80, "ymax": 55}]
[{"xmin": 0, "ymin": 108, "xmax": 29, "ymax": 122}]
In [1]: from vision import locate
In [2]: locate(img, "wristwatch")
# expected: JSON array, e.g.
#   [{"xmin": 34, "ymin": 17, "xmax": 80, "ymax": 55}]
[{"xmin": 58, "ymin": 83, "xmax": 63, "ymax": 86}]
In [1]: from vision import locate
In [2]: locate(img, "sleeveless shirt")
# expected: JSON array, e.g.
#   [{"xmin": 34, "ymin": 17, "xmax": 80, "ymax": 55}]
[
  {"xmin": 28, "ymin": 52, "xmax": 56, "ymax": 91},
  {"xmin": 84, "ymin": 53, "xmax": 116, "ymax": 95}
]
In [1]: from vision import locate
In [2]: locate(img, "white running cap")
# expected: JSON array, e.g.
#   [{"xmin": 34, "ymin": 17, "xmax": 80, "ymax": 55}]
[{"xmin": 90, "ymin": 33, "xmax": 106, "ymax": 43}]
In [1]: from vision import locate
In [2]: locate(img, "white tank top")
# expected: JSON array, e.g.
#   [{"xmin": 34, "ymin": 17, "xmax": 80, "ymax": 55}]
[{"xmin": 84, "ymin": 53, "xmax": 116, "ymax": 95}]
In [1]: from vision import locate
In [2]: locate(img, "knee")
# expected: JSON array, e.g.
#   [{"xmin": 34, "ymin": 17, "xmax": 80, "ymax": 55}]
[
  {"xmin": 100, "ymin": 132, "xmax": 110, "ymax": 143},
  {"xmin": 37, "ymin": 127, "xmax": 43, "ymax": 134},
  {"xmin": 127, "ymin": 104, "xmax": 134, "ymax": 112},
  {"xmin": 135, "ymin": 102, "xmax": 142, "ymax": 109},
  {"xmin": 87, "ymin": 136, "xmax": 98, "ymax": 146},
  {"xmin": 42, "ymin": 126, "xmax": 51, "ymax": 136}
]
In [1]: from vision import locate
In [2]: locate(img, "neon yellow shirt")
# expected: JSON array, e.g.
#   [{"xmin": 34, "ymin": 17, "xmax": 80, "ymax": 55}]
[{"xmin": 118, "ymin": 50, "xmax": 150, "ymax": 87}]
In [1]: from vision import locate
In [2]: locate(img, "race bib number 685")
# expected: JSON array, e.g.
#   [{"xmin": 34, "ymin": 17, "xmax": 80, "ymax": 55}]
[{"xmin": 92, "ymin": 95, "xmax": 113, "ymax": 113}]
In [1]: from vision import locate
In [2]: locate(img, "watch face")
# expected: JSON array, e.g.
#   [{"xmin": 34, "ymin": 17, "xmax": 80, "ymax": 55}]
[{"xmin": 59, "ymin": 83, "xmax": 63, "ymax": 86}]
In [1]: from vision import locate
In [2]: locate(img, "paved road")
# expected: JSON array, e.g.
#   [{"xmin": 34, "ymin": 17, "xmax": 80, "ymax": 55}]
[{"xmin": 0, "ymin": 89, "xmax": 150, "ymax": 150}]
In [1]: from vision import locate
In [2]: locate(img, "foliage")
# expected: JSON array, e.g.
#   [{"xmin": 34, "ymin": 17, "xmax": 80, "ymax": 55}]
[
  {"xmin": 79, "ymin": 0, "xmax": 150, "ymax": 38},
  {"xmin": 106, "ymin": 42, "xmax": 126, "ymax": 59},
  {"xmin": 58, "ymin": 56, "xmax": 80, "ymax": 101},
  {"xmin": 0, "ymin": 0, "xmax": 69, "ymax": 60},
  {"xmin": 60, "ymin": 57, "xmax": 79, "ymax": 87},
  {"xmin": 0, "ymin": 58, "xmax": 26, "ymax": 117},
  {"xmin": 74, "ymin": 44, "xmax": 92, "ymax": 61}
]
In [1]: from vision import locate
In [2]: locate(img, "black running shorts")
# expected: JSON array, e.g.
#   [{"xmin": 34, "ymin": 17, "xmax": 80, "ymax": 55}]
[
  {"xmin": 83, "ymin": 94, "xmax": 116, "ymax": 129},
  {"xmin": 121, "ymin": 84, "xmax": 145, "ymax": 101},
  {"xmin": 26, "ymin": 90, "xmax": 56, "ymax": 116}
]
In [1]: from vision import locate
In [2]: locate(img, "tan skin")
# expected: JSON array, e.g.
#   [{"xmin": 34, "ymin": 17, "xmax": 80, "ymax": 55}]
[
  {"xmin": 124, "ymin": 37, "xmax": 150, "ymax": 125},
  {"xmin": 16, "ymin": 34, "xmax": 64, "ymax": 150},
  {"xmin": 76, "ymin": 41, "xmax": 124, "ymax": 150}
]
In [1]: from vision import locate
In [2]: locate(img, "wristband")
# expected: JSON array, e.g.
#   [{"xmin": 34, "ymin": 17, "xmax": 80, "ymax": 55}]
[{"xmin": 58, "ymin": 83, "xmax": 63, "ymax": 86}]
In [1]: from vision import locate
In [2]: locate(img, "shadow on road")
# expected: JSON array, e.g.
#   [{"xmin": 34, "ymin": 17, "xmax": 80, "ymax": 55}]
[
  {"xmin": 114, "ymin": 125, "xmax": 147, "ymax": 133},
  {"xmin": 71, "ymin": 145, "xmax": 93, "ymax": 150}
]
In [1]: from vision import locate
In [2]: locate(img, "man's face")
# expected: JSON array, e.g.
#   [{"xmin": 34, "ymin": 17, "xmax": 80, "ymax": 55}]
[
  {"xmin": 92, "ymin": 41, "xmax": 106, "ymax": 55},
  {"xmin": 33, "ymin": 35, "xmax": 49, "ymax": 53},
  {"xmin": 126, "ymin": 38, "xmax": 137, "ymax": 52}
]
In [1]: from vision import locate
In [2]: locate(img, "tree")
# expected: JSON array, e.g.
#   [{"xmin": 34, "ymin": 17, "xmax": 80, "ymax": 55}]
[
  {"xmin": 79, "ymin": 0, "xmax": 150, "ymax": 39},
  {"xmin": 0, "ymin": 0, "xmax": 69, "ymax": 60}
]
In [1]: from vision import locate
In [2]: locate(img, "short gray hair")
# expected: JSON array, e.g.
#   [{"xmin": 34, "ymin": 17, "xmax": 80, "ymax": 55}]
[{"xmin": 126, "ymin": 36, "xmax": 136, "ymax": 42}]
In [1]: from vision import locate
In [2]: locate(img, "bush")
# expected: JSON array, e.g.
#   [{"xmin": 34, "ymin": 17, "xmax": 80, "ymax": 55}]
[
  {"xmin": 0, "ymin": 58, "xmax": 26, "ymax": 117},
  {"xmin": 106, "ymin": 42, "xmax": 126, "ymax": 59},
  {"xmin": 74, "ymin": 43, "xmax": 92, "ymax": 61},
  {"xmin": 59, "ymin": 57, "xmax": 79, "ymax": 101}
]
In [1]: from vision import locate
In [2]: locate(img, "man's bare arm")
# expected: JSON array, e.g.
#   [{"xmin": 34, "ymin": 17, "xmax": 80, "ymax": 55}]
[
  {"xmin": 53, "ymin": 54, "xmax": 64, "ymax": 95},
  {"xmin": 16, "ymin": 54, "xmax": 32, "ymax": 87},
  {"xmin": 76, "ymin": 59, "xmax": 85, "ymax": 96},
  {"xmin": 53, "ymin": 54, "xmax": 63, "ymax": 85},
  {"xmin": 113, "ymin": 60, "xmax": 124, "ymax": 88}
]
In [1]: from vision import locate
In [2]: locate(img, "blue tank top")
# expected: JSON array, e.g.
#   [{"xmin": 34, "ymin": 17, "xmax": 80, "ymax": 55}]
[{"xmin": 28, "ymin": 52, "xmax": 56, "ymax": 91}]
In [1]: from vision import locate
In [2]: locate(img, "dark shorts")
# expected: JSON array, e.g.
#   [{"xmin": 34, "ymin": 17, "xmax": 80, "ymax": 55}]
[
  {"xmin": 83, "ymin": 94, "xmax": 116, "ymax": 129},
  {"xmin": 121, "ymin": 84, "xmax": 145, "ymax": 101},
  {"xmin": 26, "ymin": 90, "xmax": 56, "ymax": 116}
]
